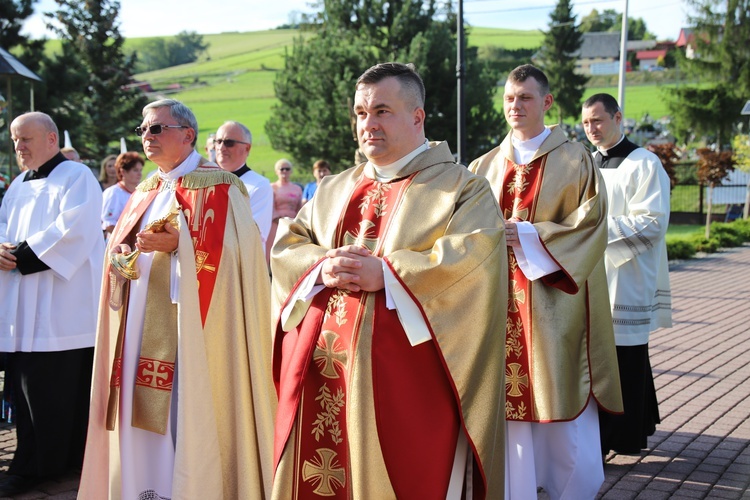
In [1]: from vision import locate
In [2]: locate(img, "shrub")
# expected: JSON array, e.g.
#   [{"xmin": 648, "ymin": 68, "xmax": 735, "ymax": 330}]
[
  {"xmin": 691, "ymin": 235, "xmax": 721, "ymax": 253},
  {"xmin": 667, "ymin": 239, "xmax": 697, "ymax": 260}
]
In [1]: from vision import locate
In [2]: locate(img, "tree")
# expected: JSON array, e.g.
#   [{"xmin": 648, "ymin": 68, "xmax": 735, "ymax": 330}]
[
  {"xmin": 579, "ymin": 8, "xmax": 655, "ymax": 40},
  {"xmin": 696, "ymin": 148, "xmax": 736, "ymax": 237},
  {"xmin": 41, "ymin": 0, "xmax": 147, "ymax": 159},
  {"xmin": 537, "ymin": 0, "xmax": 588, "ymax": 125},
  {"xmin": 266, "ymin": 0, "xmax": 505, "ymax": 171},
  {"xmin": 646, "ymin": 143, "xmax": 679, "ymax": 189},
  {"xmin": 134, "ymin": 31, "xmax": 209, "ymax": 73},
  {"xmin": 0, "ymin": 0, "xmax": 37, "ymax": 49},
  {"xmin": 681, "ymin": 0, "xmax": 750, "ymax": 99},
  {"xmin": 666, "ymin": 83, "xmax": 743, "ymax": 149}
]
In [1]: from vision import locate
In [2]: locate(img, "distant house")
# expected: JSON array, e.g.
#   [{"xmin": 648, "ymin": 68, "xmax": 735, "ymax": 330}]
[
  {"xmin": 576, "ymin": 32, "xmax": 621, "ymax": 74},
  {"xmin": 123, "ymin": 81, "xmax": 153, "ymax": 93},
  {"xmin": 637, "ymin": 49, "xmax": 667, "ymax": 70},
  {"xmin": 676, "ymin": 28, "xmax": 697, "ymax": 59}
]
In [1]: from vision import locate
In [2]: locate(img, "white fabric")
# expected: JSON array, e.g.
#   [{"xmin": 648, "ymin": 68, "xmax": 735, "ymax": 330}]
[
  {"xmin": 0, "ymin": 160, "xmax": 104, "ymax": 352},
  {"xmin": 118, "ymin": 151, "xmax": 200, "ymax": 499},
  {"xmin": 511, "ymin": 127, "xmax": 551, "ymax": 165},
  {"xmin": 512, "ymin": 221, "xmax": 561, "ymax": 280},
  {"xmin": 505, "ymin": 399, "xmax": 603, "ymax": 500},
  {"xmin": 101, "ymin": 183, "xmax": 132, "ymax": 230},
  {"xmin": 369, "ymin": 139, "xmax": 429, "ymax": 180},
  {"xmin": 600, "ymin": 147, "xmax": 672, "ymax": 345},
  {"xmin": 238, "ymin": 168, "xmax": 273, "ymax": 248}
]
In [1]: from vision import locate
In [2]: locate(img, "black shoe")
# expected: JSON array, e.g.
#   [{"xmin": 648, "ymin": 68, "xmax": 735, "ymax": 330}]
[{"xmin": 0, "ymin": 474, "xmax": 39, "ymax": 496}]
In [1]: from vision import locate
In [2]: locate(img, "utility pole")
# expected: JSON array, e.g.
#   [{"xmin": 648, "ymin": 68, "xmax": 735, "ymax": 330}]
[
  {"xmin": 456, "ymin": 0, "xmax": 467, "ymax": 165},
  {"xmin": 617, "ymin": 0, "xmax": 629, "ymax": 121}
]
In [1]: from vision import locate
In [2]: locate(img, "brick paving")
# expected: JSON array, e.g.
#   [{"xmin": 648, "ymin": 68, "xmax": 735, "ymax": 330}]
[{"xmin": 0, "ymin": 245, "xmax": 749, "ymax": 499}]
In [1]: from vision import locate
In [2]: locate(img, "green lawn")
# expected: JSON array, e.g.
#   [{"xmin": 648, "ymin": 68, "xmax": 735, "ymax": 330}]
[{"xmin": 666, "ymin": 224, "xmax": 703, "ymax": 242}]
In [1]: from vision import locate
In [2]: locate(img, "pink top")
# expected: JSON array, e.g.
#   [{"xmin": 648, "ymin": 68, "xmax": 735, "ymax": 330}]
[{"xmin": 272, "ymin": 182, "xmax": 303, "ymax": 220}]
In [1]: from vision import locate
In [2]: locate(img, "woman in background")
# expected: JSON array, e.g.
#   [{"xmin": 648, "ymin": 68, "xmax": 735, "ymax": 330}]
[
  {"xmin": 98, "ymin": 154, "xmax": 118, "ymax": 191},
  {"xmin": 101, "ymin": 152, "xmax": 144, "ymax": 236},
  {"xmin": 266, "ymin": 158, "xmax": 302, "ymax": 262}
]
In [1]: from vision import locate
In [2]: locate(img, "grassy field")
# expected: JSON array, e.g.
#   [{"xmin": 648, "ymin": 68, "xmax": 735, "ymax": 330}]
[{"xmin": 120, "ymin": 27, "xmax": 669, "ymax": 178}]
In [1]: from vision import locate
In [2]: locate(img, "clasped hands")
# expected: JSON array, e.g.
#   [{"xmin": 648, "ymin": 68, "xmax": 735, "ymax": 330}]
[
  {"xmin": 319, "ymin": 245, "xmax": 385, "ymax": 293},
  {"xmin": 112, "ymin": 222, "xmax": 179, "ymax": 255}
]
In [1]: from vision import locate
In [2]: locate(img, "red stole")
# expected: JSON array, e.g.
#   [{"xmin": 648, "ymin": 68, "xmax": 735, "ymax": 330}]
[
  {"xmin": 274, "ymin": 173, "xmax": 462, "ymax": 498},
  {"xmin": 500, "ymin": 157, "xmax": 546, "ymax": 422},
  {"xmin": 106, "ymin": 178, "xmax": 230, "ymax": 430}
]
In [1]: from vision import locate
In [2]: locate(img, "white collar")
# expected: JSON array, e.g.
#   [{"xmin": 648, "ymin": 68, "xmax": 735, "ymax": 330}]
[
  {"xmin": 369, "ymin": 140, "xmax": 429, "ymax": 181},
  {"xmin": 511, "ymin": 127, "xmax": 551, "ymax": 164},
  {"xmin": 158, "ymin": 150, "xmax": 201, "ymax": 182}
]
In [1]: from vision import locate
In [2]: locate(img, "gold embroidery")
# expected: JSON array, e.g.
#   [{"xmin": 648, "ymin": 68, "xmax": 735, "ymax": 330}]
[
  {"xmin": 302, "ymin": 448, "xmax": 346, "ymax": 496},
  {"xmin": 508, "ymin": 280, "xmax": 526, "ymax": 313},
  {"xmin": 314, "ymin": 331, "xmax": 348, "ymax": 379},
  {"xmin": 324, "ymin": 290, "xmax": 350, "ymax": 327},
  {"xmin": 194, "ymin": 250, "xmax": 217, "ymax": 274},
  {"xmin": 506, "ymin": 317, "xmax": 524, "ymax": 359},
  {"xmin": 506, "ymin": 362, "xmax": 529, "ymax": 397},
  {"xmin": 343, "ymin": 219, "xmax": 378, "ymax": 252},
  {"xmin": 312, "ymin": 384, "xmax": 345, "ymax": 444},
  {"xmin": 506, "ymin": 400, "xmax": 527, "ymax": 420},
  {"xmin": 358, "ymin": 183, "xmax": 392, "ymax": 217}
]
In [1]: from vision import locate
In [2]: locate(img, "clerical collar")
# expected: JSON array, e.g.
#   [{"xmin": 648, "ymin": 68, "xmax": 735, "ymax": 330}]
[
  {"xmin": 370, "ymin": 140, "xmax": 429, "ymax": 181},
  {"xmin": 511, "ymin": 127, "xmax": 551, "ymax": 165},
  {"xmin": 596, "ymin": 135, "xmax": 639, "ymax": 169},
  {"xmin": 230, "ymin": 164, "xmax": 251, "ymax": 178},
  {"xmin": 597, "ymin": 134, "xmax": 625, "ymax": 156},
  {"xmin": 24, "ymin": 152, "xmax": 67, "ymax": 182},
  {"xmin": 158, "ymin": 150, "xmax": 201, "ymax": 182}
]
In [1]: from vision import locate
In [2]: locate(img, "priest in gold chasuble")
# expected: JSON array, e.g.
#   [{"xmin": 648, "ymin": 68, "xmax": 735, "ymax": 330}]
[
  {"xmin": 470, "ymin": 65, "xmax": 622, "ymax": 500},
  {"xmin": 271, "ymin": 63, "xmax": 508, "ymax": 499},
  {"xmin": 79, "ymin": 100, "xmax": 275, "ymax": 500}
]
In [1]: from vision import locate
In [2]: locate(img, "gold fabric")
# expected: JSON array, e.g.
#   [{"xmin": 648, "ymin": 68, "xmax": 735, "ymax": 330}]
[
  {"xmin": 470, "ymin": 126, "xmax": 623, "ymax": 421},
  {"xmin": 271, "ymin": 141, "xmax": 508, "ymax": 497},
  {"xmin": 79, "ymin": 183, "xmax": 276, "ymax": 499},
  {"xmin": 131, "ymin": 250, "xmax": 177, "ymax": 434}
]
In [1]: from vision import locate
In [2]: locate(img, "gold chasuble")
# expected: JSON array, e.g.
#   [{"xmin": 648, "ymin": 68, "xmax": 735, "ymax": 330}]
[
  {"xmin": 271, "ymin": 142, "xmax": 508, "ymax": 499},
  {"xmin": 79, "ymin": 165, "xmax": 276, "ymax": 499},
  {"xmin": 470, "ymin": 126, "xmax": 623, "ymax": 423}
]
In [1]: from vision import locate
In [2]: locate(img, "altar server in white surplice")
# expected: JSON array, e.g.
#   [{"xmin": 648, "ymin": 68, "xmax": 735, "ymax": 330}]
[
  {"xmin": 582, "ymin": 93, "xmax": 672, "ymax": 457},
  {"xmin": 0, "ymin": 112, "xmax": 104, "ymax": 497}
]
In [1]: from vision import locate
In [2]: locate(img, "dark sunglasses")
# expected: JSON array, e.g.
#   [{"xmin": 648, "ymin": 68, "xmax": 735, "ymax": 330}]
[
  {"xmin": 214, "ymin": 138, "xmax": 250, "ymax": 148},
  {"xmin": 135, "ymin": 124, "xmax": 188, "ymax": 137},
  {"xmin": 279, "ymin": 167, "xmax": 292, "ymax": 172}
]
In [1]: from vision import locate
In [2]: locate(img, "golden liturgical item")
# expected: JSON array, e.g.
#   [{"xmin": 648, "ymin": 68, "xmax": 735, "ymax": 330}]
[{"xmin": 110, "ymin": 206, "xmax": 182, "ymax": 280}]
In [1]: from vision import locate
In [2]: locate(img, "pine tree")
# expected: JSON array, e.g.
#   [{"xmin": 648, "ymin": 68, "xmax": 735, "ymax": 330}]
[
  {"xmin": 0, "ymin": 0, "xmax": 37, "ymax": 49},
  {"xmin": 266, "ymin": 0, "xmax": 505, "ymax": 171},
  {"xmin": 537, "ymin": 0, "xmax": 588, "ymax": 125},
  {"xmin": 42, "ymin": 0, "xmax": 147, "ymax": 158}
]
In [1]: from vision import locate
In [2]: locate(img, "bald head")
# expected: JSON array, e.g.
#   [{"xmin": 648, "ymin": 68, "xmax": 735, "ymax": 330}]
[{"xmin": 10, "ymin": 112, "xmax": 61, "ymax": 171}]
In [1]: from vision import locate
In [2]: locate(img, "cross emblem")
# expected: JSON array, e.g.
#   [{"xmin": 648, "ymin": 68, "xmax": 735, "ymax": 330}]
[
  {"xmin": 302, "ymin": 448, "xmax": 346, "ymax": 496},
  {"xmin": 504, "ymin": 198, "xmax": 529, "ymax": 221},
  {"xmin": 314, "ymin": 331, "xmax": 348, "ymax": 379},
  {"xmin": 508, "ymin": 280, "xmax": 526, "ymax": 314},
  {"xmin": 136, "ymin": 358, "xmax": 174, "ymax": 391},
  {"xmin": 344, "ymin": 219, "xmax": 378, "ymax": 252},
  {"xmin": 506, "ymin": 362, "xmax": 529, "ymax": 397}
]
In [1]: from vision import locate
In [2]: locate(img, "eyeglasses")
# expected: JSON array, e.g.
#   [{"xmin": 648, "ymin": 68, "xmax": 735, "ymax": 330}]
[
  {"xmin": 213, "ymin": 138, "xmax": 250, "ymax": 148},
  {"xmin": 279, "ymin": 167, "xmax": 291, "ymax": 172},
  {"xmin": 135, "ymin": 124, "xmax": 188, "ymax": 137}
]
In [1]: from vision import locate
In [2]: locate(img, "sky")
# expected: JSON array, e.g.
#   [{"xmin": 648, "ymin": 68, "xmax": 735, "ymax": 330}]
[{"xmin": 22, "ymin": 0, "xmax": 691, "ymax": 42}]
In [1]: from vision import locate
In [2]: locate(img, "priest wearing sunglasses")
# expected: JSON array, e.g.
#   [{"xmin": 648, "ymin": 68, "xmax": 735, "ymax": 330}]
[
  {"xmin": 214, "ymin": 121, "xmax": 273, "ymax": 249},
  {"xmin": 79, "ymin": 99, "xmax": 275, "ymax": 499}
]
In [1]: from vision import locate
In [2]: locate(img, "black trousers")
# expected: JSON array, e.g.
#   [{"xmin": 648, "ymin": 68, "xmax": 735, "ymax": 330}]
[
  {"xmin": 6, "ymin": 347, "xmax": 94, "ymax": 478},
  {"xmin": 599, "ymin": 343, "xmax": 660, "ymax": 455}
]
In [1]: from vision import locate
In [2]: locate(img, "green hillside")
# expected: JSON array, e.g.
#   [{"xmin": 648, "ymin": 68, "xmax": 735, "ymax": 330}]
[{"xmin": 130, "ymin": 27, "xmax": 547, "ymax": 177}]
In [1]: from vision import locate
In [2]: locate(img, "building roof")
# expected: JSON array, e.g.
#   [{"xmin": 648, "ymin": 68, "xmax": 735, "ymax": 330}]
[
  {"xmin": 577, "ymin": 32, "xmax": 621, "ymax": 59},
  {"xmin": 636, "ymin": 49, "xmax": 668, "ymax": 60},
  {"xmin": 0, "ymin": 46, "xmax": 42, "ymax": 82}
]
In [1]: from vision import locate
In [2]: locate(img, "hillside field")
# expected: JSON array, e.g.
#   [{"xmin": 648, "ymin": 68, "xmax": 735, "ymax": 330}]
[{"xmin": 121, "ymin": 28, "xmax": 665, "ymax": 178}]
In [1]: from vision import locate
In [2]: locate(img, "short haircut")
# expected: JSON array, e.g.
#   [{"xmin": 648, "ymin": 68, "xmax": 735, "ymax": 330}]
[
  {"xmin": 508, "ymin": 64, "xmax": 550, "ymax": 97},
  {"xmin": 275, "ymin": 158, "xmax": 292, "ymax": 171},
  {"xmin": 115, "ymin": 151, "xmax": 144, "ymax": 181},
  {"xmin": 143, "ymin": 99, "xmax": 198, "ymax": 147},
  {"xmin": 99, "ymin": 154, "xmax": 118, "ymax": 182},
  {"xmin": 582, "ymin": 93, "xmax": 621, "ymax": 117},
  {"xmin": 221, "ymin": 120, "xmax": 253, "ymax": 144},
  {"xmin": 60, "ymin": 147, "xmax": 79, "ymax": 160},
  {"xmin": 356, "ymin": 62, "xmax": 425, "ymax": 109},
  {"xmin": 313, "ymin": 159, "xmax": 331, "ymax": 171}
]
